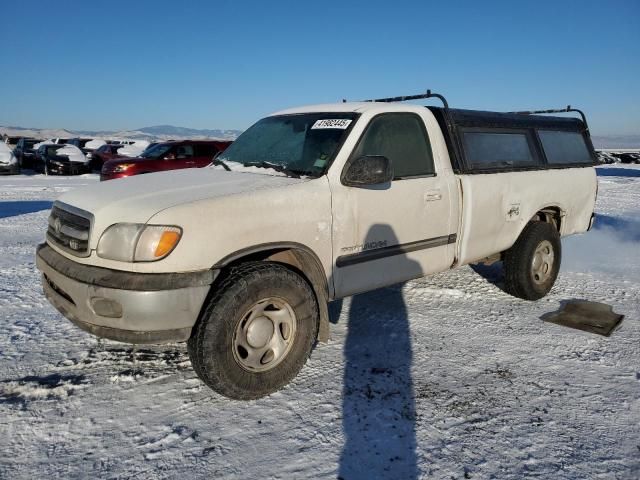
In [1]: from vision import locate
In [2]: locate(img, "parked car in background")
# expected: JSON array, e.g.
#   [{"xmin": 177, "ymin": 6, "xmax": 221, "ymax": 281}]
[
  {"xmin": 88, "ymin": 143, "xmax": 124, "ymax": 170},
  {"xmin": 67, "ymin": 138, "xmax": 94, "ymax": 151},
  {"xmin": 0, "ymin": 142, "xmax": 19, "ymax": 174},
  {"xmin": 595, "ymin": 151, "xmax": 618, "ymax": 164},
  {"xmin": 34, "ymin": 144, "xmax": 89, "ymax": 175},
  {"xmin": 33, "ymin": 138, "xmax": 71, "ymax": 150},
  {"xmin": 115, "ymin": 140, "xmax": 151, "ymax": 158},
  {"xmin": 3, "ymin": 136, "xmax": 21, "ymax": 150},
  {"xmin": 611, "ymin": 152, "xmax": 640, "ymax": 164},
  {"xmin": 100, "ymin": 140, "xmax": 232, "ymax": 181},
  {"xmin": 15, "ymin": 137, "xmax": 44, "ymax": 168},
  {"xmin": 34, "ymin": 144, "xmax": 64, "ymax": 173},
  {"xmin": 83, "ymin": 139, "xmax": 106, "ymax": 169}
]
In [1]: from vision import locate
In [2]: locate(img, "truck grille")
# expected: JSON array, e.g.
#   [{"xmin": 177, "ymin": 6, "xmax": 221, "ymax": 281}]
[{"xmin": 47, "ymin": 204, "xmax": 92, "ymax": 256}]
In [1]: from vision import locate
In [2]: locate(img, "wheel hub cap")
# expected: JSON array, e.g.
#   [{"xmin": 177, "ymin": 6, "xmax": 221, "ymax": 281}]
[
  {"xmin": 531, "ymin": 240, "xmax": 555, "ymax": 285},
  {"xmin": 232, "ymin": 297, "xmax": 297, "ymax": 373},
  {"xmin": 246, "ymin": 316, "xmax": 274, "ymax": 348}
]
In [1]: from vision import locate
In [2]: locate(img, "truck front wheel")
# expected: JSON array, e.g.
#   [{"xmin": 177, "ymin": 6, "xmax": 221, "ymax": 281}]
[
  {"xmin": 504, "ymin": 221, "xmax": 561, "ymax": 300},
  {"xmin": 188, "ymin": 262, "xmax": 319, "ymax": 400}
]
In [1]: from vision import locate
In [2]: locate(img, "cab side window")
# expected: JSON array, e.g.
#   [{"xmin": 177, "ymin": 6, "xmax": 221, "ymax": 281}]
[
  {"xmin": 175, "ymin": 145, "xmax": 194, "ymax": 158},
  {"xmin": 351, "ymin": 113, "xmax": 435, "ymax": 179},
  {"xmin": 194, "ymin": 144, "xmax": 216, "ymax": 157}
]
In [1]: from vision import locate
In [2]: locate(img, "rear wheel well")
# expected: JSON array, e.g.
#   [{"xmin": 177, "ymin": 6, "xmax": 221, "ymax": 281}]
[
  {"xmin": 496, "ymin": 207, "xmax": 563, "ymax": 262},
  {"xmin": 531, "ymin": 207, "xmax": 562, "ymax": 233},
  {"xmin": 210, "ymin": 247, "xmax": 331, "ymax": 342}
]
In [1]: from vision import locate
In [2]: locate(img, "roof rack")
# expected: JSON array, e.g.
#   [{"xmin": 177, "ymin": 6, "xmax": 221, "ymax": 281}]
[
  {"xmin": 358, "ymin": 89, "xmax": 449, "ymax": 109},
  {"xmin": 507, "ymin": 105, "xmax": 589, "ymax": 133}
]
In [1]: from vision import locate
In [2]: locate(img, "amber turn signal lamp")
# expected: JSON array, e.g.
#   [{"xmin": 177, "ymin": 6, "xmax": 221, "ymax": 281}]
[{"xmin": 155, "ymin": 230, "xmax": 181, "ymax": 258}]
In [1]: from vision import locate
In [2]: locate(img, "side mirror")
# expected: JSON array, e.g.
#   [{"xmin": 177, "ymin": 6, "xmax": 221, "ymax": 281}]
[{"xmin": 341, "ymin": 155, "xmax": 393, "ymax": 187}]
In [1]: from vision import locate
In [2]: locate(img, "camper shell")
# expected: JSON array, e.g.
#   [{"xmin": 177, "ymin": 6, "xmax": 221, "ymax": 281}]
[{"xmin": 428, "ymin": 107, "xmax": 596, "ymax": 174}]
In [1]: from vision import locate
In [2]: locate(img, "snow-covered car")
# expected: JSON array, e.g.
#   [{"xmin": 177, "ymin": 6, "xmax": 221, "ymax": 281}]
[
  {"xmin": 0, "ymin": 142, "xmax": 19, "ymax": 174},
  {"xmin": 595, "ymin": 150, "xmax": 618, "ymax": 164},
  {"xmin": 35, "ymin": 144, "xmax": 90, "ymax": 175},
  {"xmin": 612, "ymin": 152, "xmax": 640, "ymax": 164},
  {"xmin": 114, "ymin": 140, "xmax": 150, "ymax": 158},
  {"xmin": 87, "ymin": 143, "xmax": 124, "ymax": 170},
  {"xmin": 67, "ymin": 138, "xmax": 93, "ymax": 149},
  {"xmin": 3, "ymin": 135, "xmax": 21, "ymax": 150},
  {"xmin": 36, "ymin": 92, "xmax": 598, "ymax": 399},
  {"xmin": 14, "ymin": 137, "xmax": 44, "ymax": 168}
]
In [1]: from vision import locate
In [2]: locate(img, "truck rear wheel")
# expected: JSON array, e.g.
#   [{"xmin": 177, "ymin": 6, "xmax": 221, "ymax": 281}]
[
  {"xmin": 504, "ymin": 221, "xmax": 561, "ymax": 300},
  {"xmin": 187, "ymin": 262, "xmax": 319, "ymax": 400}
]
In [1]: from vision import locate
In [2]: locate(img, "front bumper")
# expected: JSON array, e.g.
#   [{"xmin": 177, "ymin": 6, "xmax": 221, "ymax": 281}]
[
  {"xmin": 0, "ymin": 163, "xmax": 19, "ymax": 174},
  {"xmin": 36, "ymin": 244, "xmax": 217, "ymax": 344},
  {"xmin": 100, "ymin": 171, "xmax": 129, "ymax": 181}
]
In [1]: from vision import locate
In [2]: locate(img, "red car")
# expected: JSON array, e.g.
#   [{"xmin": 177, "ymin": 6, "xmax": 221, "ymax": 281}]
[
  {"xmin": 88, "ymin": 144, "xmax": 126, "ymax": 170},
  {"xmin": 100, "ymin": 140, "xmax": 232, "ymax": 181}
]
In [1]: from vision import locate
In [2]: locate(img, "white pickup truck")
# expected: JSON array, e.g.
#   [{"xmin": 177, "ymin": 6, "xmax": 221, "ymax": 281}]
[{"xmin": 36, "ymin": 92, "xmax": 598, "ymax": 399}]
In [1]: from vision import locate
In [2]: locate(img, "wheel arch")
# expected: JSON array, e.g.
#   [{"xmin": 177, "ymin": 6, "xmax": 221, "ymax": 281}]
[
  {"xmin": 528, "ymin": 205, "xmax": 564, "ymax": 234},
  {"xmin": 212, "ymin": 242, "xmax": 331, "ymax": 342}
]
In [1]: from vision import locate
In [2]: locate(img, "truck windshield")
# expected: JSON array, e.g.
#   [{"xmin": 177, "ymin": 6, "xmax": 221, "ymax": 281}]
[{"xmin": 218, "ymin": 113, "xmax": 358, "ymax": 177}]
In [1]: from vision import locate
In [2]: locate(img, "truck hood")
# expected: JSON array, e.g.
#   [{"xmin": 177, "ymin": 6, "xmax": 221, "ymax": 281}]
[{"xmin": 58, "ymin": 167, "xmax": 307, "ymax": 227}]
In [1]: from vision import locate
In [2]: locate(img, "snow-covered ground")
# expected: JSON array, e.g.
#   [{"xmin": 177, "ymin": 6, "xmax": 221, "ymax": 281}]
[{"xmin": 0, "ymin": 167, "xmax": 638, "ymax": 479}]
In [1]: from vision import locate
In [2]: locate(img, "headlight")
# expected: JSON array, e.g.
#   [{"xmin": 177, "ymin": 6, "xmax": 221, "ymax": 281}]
[
  {"xmin": 97, "ymin": 223, "xmax": 182, "ymax": 262},
  {"xmin": 112, "ymin": 163, "xmax": 134, "ymax": 172}
]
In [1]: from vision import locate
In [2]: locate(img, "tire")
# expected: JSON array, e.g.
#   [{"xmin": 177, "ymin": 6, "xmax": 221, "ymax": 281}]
[
  {"xmin": 504, "ymin": 221, "xmax": 561, "ymax": 301},
  {"xmin": 188, "ymin": 262, "xmax": 319, "ymax": 400}
]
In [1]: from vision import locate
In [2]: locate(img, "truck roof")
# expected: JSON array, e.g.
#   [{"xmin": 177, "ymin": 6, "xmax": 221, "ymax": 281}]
[
  {"xmin": 273, "ymin": 99, "xmax": 592, "ymax": 174},
  {"xmin": 273, "ymin": 102, "xmax": 585, "ymax": 129},
  {"xmin": 272, "ymin": 102, "xmax": 421, "ymax": 115},
  {"xmin": 273, "ymin": 102, "xmax": 585, "ymax": 131}
]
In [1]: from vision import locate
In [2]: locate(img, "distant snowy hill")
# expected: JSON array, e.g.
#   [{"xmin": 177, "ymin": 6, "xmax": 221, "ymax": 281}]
[
  {"xmin": 0, "ymin": 126, "xmax": 77, "ymax": 140},
  {"xmin": 138, "ymin": 125, "xmax": 241, "ymax": 139},
  {"xmin": 0, "ymin": 124, "xmax": 242, "ymax": 142},
  {"xmin": 591, "ymin": 135, "xmax": 640, "ymax": 149}
]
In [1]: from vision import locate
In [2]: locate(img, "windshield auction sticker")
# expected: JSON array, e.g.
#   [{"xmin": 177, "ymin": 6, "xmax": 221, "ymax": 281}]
[{"xmin": 311, "ymin": 119, "xmax": 352, "ymax": 129}]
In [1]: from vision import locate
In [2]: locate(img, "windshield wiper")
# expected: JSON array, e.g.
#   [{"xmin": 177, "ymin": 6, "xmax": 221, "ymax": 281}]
[
  {"xmin": 210, "ymin": 152, "xmax": 231, "ymax": 171},
  {"xmin": 244, "ymin": 161, "xmax": 303, "ymax": 178},
  {"xmin": 211, "ymin": 158, "xmax": 231, "ymax": 171}
]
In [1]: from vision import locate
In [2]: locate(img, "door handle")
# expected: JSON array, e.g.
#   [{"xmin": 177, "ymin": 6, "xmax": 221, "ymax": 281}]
[{"xmin": 424, "ymin": 190, "xmax": 442, "ymax": 202}]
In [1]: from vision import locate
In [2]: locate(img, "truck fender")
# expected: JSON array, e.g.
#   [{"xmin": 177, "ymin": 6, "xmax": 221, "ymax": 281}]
[{"xmin": 212, "ymin": 242, "xmax": 331, "ymax": 342}]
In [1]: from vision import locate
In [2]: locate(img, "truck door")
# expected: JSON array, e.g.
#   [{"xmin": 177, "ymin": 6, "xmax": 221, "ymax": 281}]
[{"xmin": 331, "ymin": 112, "xmax": 456, "ymax": 298}]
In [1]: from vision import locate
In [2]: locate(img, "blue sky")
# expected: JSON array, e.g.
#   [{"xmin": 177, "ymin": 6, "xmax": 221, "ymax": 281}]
[{"xmin": 1, "ymin": 0, "xmax": 638, "ymax": 135}]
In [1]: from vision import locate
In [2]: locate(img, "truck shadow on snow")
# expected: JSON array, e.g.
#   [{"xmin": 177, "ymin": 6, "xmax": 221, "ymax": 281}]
[
  {"xmin": 0, "ymin": 200, "xmax": 53, "ymax": 219},
  {"xmin": 335, "ymin": 224, "xmax": 419, "ymax": 479},
  {"xmin": 469, "ymin": 262, "xmax": 507, "ymax": 293}
]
